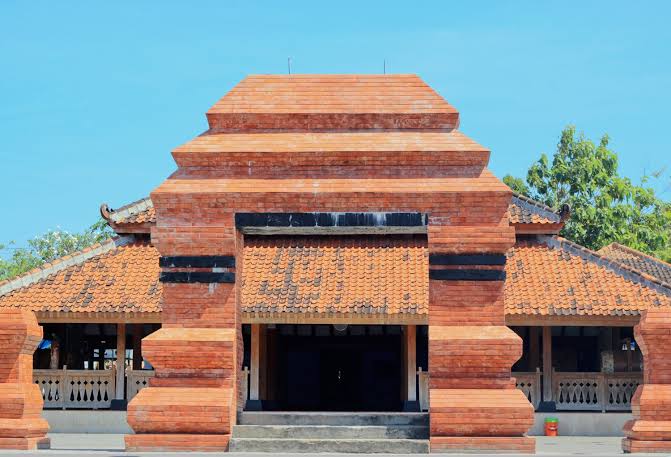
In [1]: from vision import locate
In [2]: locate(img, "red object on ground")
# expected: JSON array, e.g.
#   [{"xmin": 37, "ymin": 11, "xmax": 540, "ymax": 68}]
[{"xmin": 544, "ymin": 421, "xmax": 558, "ymax": 437}]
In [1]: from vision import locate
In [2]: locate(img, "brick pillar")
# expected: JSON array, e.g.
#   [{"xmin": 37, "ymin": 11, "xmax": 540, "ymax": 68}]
[
  {"xmin": 623, "ymin": 309, "xmax": 671, "ymax": 453},
  {"xmin": 125, "ymin": 237, "xmax": 239, "ymax": 451},
  {"xmin": 0, "ymin": 309, "xmax": 49, "ymax": 450},
  {"xmin": 428, "ymin": 226, "xmax": 535, "ymax": 454}
]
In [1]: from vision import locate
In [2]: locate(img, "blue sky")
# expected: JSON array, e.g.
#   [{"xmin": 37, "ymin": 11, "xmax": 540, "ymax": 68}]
[{"xmin": 1, "ymin": 1, "xmax": 670, "ymax": 247}]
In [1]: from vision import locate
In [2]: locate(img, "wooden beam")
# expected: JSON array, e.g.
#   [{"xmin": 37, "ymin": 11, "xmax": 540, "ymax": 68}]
[
  {"xmin": 406, "ymin": 325, "xmax": 417, "ymax": 402},
  {"xmin": 542, "ymin": 326, "xmax": 552, "ymax": 402},
  {"xmin": 132, "ymin": 324, "xmax": 143, "ymax": 370},
  {"xmin": 506, "ymin": 315, "xmax": 639, "ymax": 327},
  {"xmin": 116, "ymin": 323, "xmax": 126, "ymax": 400},
  {"xmin": 250, "ymin": 323, "xmax": 260, "ymax": 401},
  {"xmin": 528, "ymin": 327, "xmax": 540, "ymax": 371},
  {"xmin": 37, "ymin": 311, "xmax": 162, "ymax": 324}
]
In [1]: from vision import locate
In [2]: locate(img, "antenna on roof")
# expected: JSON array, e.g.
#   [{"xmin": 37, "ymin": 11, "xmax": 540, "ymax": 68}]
[
  {"xmin": 383, "ymin": 59, "xmax": 386, "ymax": 74},
  {"xmin": 288, "ymin": 57, "xmax": 292, "ymax": 74}
]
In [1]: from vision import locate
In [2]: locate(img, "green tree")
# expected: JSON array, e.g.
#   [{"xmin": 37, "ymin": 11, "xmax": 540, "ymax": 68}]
[
  {"xmin": 0, "ymin": 219, "xmax": 114, "ymax": 281},
  {"xmin": 504, "ymin": 125, "xmax": 671, "ymax": 260}
]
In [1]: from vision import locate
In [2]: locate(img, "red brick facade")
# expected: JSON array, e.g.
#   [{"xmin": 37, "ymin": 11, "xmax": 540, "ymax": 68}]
[
  {"xmin": 0, "ymin": 310, "xmax": 49, "ymax": 450},
  {"xmin": 623, "ymin": 309, "xmax": 671, "ymax": 453},
  {"xmin": 125, "ymin": 74, "xmax": 533, "ymax": 452}
]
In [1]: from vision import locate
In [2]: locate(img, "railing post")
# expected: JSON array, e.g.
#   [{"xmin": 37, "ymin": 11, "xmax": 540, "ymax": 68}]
[
  {"xmin": 600, "ymin": 373, "xmax": 607, "ymax": 412},
  {"xmin": 542, "ymin": 326, "xmax": 553, "ymax": 402},
  {"xmin": 61, "ymin": 365, "xmax": 67, "ymax": 410}
]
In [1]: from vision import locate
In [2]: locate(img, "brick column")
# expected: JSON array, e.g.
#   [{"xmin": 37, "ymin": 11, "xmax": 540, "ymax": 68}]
[
  {"xmin": 125, "ymin": 231, "xmax": 240, "ymax": 452},
  {"xmin": 0, "ymin": 309, "xmax": 49, "ymax": 450},
  {"xmin": 623, "ymin": 309, "xmax": 671, "ymax": 453},
  {"xmin": 428, "ymin": 225, "xmax": 535, "ymax": 454}
]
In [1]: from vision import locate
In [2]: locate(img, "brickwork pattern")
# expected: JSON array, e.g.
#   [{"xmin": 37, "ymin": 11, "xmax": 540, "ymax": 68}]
[
  {"xmin": 429, "ymin": 225, "xmax": 535, "ymax": 453},
  {"xmin": 0, "ymin": 309, "xmax": 49, "ymax": 450},
  {"xmin": 623, "ymin": 309, "xmax": 671, "ymax": 453},
  {"xmin": 127, "ymin": 74, "xmax": 534, "ymax": 453}
]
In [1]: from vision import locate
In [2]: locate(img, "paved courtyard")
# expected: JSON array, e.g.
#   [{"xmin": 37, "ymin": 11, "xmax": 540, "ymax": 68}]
[{"xmin": 0, "ymin": 434, "xmax": 657, "ymax": 457}]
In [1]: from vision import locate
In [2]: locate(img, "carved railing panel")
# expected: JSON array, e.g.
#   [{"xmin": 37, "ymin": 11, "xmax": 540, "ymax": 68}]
[
  {"xmin": 126, "ymin": 370, "xmax": 155, "ymax": 401},
  {"xmin": 552, "ymin": 370, "xmax": 641, "ymax": 411},
  {"xmin": 34, "ymin": 368, "xmax": 115, "ymax": 409},
  {"xmin": 514, "ymin": 369, "xmax": 541, "ymax": 409}
]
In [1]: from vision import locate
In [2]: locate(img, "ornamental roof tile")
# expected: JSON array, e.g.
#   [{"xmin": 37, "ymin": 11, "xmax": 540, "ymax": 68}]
[
  {"xmin": 599, "ymin": 243, "xmax": 671, "ymax": 287},
  {"xmin": 508, "ymin": 193, "xmax": 561, "ymax": 225}
]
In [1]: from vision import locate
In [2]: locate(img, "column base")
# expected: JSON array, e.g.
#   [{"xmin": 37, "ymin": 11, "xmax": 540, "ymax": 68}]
[
  {"xmin": 623, "ymin": 438, "xmax": 671, "ymax": 453},
  {"xmin": 125, "ymin": 434, "xmax": 230, "ymax": 452},
  {"xmin": 402, "ymin": 400, "xmax": 420, "ymax": 412},
  {"xmin": 0, "ymin": 437, "xmax": 50, "ymax": 450},
  {"xmin": 245, "ymin": 399, "xmax": 263, "ymax": 411},
  {"xmin": 430, "ymin": 436, "xmax": 535, "ymax": 454}
]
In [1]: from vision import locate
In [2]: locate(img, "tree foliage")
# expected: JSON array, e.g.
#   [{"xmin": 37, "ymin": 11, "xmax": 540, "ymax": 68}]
[
  {"xmin": 0, "ymin": 219, "xmax": 114, "ymax": 281},
  {"xmin": 504, "ymin": 126, "xmax": 671, "ymax": 261}
]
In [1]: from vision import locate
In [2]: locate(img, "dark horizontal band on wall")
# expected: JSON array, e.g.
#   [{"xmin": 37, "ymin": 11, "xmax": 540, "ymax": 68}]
[
  {"xmin": 429, "ymin": 269, "xmax": 506, "ymax": 281},
  {"xmin": 159, "ymin": 256, "xmax": 235, "ymax": 268},
  {"xmin": 235, "ymin": 212, "xmax": 427, "ymax": 228},
  {"xmin": 159, "ymin": 272, "xmax": 236, "ymax": 283},
  {"xmin": 429, "ymin": 254, "xmax": 507, "ymax": 266}
]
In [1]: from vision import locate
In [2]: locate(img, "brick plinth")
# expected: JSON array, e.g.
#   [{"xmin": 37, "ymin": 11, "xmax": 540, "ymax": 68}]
[
  {"xmin": 623, "ymin": 310, "xmax": 671, "ymax": 453},
  {"xmin": 125, "ymin": 434, "xmax": 230, "ymax": 452},
  {"xmin": 430, "ymin": 436, "xmax": 535, "ymax": 454},
  {"xmin": 0, "ymin": 310, "xmax": 49, "ymax": 450}
]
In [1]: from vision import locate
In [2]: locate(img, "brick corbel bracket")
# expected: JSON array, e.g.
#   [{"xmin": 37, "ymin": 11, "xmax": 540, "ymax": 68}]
[
  {"xmin": 0, "ymin": 309, "xmax": 50, "ymax": 450},
  {"xmin": 623, "ymin": 309, "xmax": 671, "ymax": 453}
]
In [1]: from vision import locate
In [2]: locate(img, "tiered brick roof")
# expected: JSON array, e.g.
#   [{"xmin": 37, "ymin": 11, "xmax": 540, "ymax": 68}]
[
  {"xmin": 599, "ymin": 243, "xmax": 671, "ymax": 287},
  {"xmin": 240, "ymin": 235, "xmax": 427, "ymax": 319},
  {"xmin": 206, "ymin": 74, "xmax": 460, "ymax": 131},
  {"xmin": 0, "ymin": 234, "xmax": 669, "ymax": 319}
]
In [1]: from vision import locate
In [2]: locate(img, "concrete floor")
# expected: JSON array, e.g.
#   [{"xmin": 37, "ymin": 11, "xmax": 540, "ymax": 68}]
[{"xmin": 0, "ymin": 434, "xmax": 659, "ymax": 457}]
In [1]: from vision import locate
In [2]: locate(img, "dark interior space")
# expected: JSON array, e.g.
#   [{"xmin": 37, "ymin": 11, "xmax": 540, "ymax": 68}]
[{"xmin": 270, "ymin": 324, "xmax": 403, "ymax": 411}]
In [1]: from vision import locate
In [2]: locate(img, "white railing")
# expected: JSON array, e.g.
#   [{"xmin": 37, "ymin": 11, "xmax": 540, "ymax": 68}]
[
  {"xmin": 417, "ymin": 367, "xmax": 429, "ymax": 412},
  {"xmin": 552, "ymin": 370, "xmax": 641, "ymax": 412},
  {"xmin": 126, "ymin": 370, "xmax": 155, "ymax": 401},
  {"xmin": 34, "ymin": 368, "xmax": 116, "ymax": 409},
  {"xmin": 514, "ymin": 369, "xmax": 541, "ymax": 409}
]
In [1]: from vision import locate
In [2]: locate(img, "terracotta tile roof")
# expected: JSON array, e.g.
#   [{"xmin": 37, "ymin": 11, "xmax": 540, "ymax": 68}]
[
  {"xmin": 0, "ymin": 237, "xmax": 161, "ymax": 314},
  {"xmin": 240, "ymin": 235, "xmax": 428, "ymax": 316},
  {"xmin": 1, "ymin": 232, "xmax": 669, "ymax": 319},
  {"xmin": 599, "ymin": 243, "xmax": 671, "ymax": 287},
  {"xmin": 508, "ymin": 193, "xmax": 561, "ymax": 225},
  {"xmin": 505, "ymin": 236, "xmax": 671, "ymax": 316}
]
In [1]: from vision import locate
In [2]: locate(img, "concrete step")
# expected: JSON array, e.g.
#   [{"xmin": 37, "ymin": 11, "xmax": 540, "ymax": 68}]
[
  {"xmin": 238, "ymin": 412, "xmax": 429, "ymax": 426},
  {"xmin": 228, "ymin": 438, "xmax": 430, "ymax": 453},
  {"xmin": 232, "ymin": 424, "xmax": 429, "ymax": 439}
]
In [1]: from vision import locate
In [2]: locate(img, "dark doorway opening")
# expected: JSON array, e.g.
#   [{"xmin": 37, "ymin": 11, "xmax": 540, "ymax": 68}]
[{"xmin": 272, "ymin": 325, "xmax": 402, "ymax": 411}]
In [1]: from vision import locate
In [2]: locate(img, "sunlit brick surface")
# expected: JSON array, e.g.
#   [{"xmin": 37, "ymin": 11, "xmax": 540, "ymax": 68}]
[
  {"xmin": 623, "ymin": 309, "xmax": 671, "ymax": 453},
  {"xmin": 0, "ymin": 310, "xmax": 49, "ymax": 450},
  {"xmin": 128, "ymin": 74, "xmax": 533, "ymax": 452}
]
